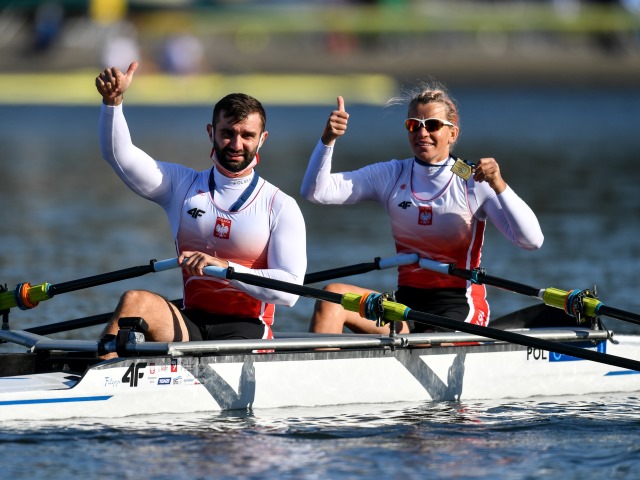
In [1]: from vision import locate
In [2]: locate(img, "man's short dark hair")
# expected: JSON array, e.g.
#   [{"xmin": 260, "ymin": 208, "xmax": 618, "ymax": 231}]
[{"xmin": 212, "ymin": 93, "xmax": 266, "ymax": 131}]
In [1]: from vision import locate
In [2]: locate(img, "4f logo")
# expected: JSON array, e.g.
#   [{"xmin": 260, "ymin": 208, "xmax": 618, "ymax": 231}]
[
  {"xmin": 187, "ymin": 208, "xmax": 205, "ymax": 219},
  {"xmin": 398, "ymin": 201, "xmax": 412, "ymax": 209},
  {"xmin": 123, "ymin": 362, "xmax": 147, "ymax": 387}
]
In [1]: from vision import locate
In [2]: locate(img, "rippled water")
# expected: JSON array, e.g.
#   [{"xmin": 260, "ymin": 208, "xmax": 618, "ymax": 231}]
[
  {"xmin": 1, "ymin": 89, "xmax": 640, "ymax": 478},
  {"xmin": 2, "ymin": 394, "xmax": 640, "ymax": 479}
]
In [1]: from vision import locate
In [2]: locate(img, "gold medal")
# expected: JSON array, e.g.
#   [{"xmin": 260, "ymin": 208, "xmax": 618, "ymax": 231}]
[{"xmin": 451, "ymin": 158, "xmax": 473, "ymax": 180}]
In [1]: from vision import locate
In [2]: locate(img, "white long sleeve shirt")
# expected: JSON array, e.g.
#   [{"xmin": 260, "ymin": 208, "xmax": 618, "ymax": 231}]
[
  {"xmin": 301, "ymin": 140, "xmax": 543, "ymax": 324},
  {"xmin": 100, "ymin": 103, "xmax": 307, "ymax": 327}
]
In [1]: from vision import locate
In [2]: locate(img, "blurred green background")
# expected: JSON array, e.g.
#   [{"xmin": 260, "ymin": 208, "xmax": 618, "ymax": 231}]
[
  {"xmin": 2, "ymin": 1, "xmax": 640, "ymax": 331},
  {"xmin": 1, "ymin": 0, "xmax": 639, "ymax": 105}
]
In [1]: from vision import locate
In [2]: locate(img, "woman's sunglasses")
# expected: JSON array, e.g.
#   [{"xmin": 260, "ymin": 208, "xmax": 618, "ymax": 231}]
[{"xmin": 405, "ymin": 118, "xmax": 455, "ymax": 133}]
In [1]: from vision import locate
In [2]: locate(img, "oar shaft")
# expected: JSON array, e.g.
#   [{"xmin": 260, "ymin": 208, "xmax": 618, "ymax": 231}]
[
  {"xmin": 459, "ymin": 269, "xmax": 541, "ymax": 297},
  {"xmin": 597, "ymin": 304, "xmax": 640, "ymax": 325},
  {"xmin": 304, "ymin": 253, "xmax": 419, "ymax": 284},
  {"xmin": 418, "ymin": 258, "xmax": 542, "ymax": 297},
  {"xmin": 1, "ymin": 259, "xmax": 179, "ymax": 311},
  {"xmin": 26, "ymin": 312, "xmax": 112, "ymax": 335},
  {"xmin": 48, "ymin": 263, "xmax": 155, "ymax": 296},
  {"xmin": 223, "ymin": 268, "xmax": 344, "ymax": 305},
  {"xmin": 304, "ymin": 262, "xmax": 377, "ymax": 285}
]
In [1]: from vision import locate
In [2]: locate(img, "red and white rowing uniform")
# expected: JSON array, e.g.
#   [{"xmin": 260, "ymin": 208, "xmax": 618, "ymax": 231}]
[
  {"xmin": 99, "ymin": 103, "xmax": 307, "ymax": 337},
  {"xmin": 301, "ymin": 140, "xmax": 543, "ymax": 326}
]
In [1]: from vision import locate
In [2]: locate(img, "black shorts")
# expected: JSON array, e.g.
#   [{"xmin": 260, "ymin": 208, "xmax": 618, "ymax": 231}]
[
  {"xmin": 180, "ymin": 309, "xmax": 267, "ymax": 341},
  {"xmin": 395, "ymin": 286, "xmax": 470, "ymax": 333}
]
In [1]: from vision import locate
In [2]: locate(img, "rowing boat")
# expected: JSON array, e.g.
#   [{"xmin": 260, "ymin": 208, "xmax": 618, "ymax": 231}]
[
  {"xmin": 1, "ymin": 322, "xmax": 640, "ymax": 421},
  {"xmin": 2, "ymin": 254, "xmax": 640, "ymax": 421}
]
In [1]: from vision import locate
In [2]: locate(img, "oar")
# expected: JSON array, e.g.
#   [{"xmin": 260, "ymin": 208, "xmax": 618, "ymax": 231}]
[
  {"xmin": 1, "ymin": 253, "xmax": 416, "ymax": 313},
  {"xmin": 417, "ymin": 258, "xmax": 640, "ymax": 327},
  {"xmin": 11, "ymin": 257, "xmax": 640, "ymax": 370},
  {"xmin": 17, "ymin": 254, "xmax": 415, "ymax": 331},
  {"xmin": 192, "ymin": 263, "xmax": 640, "ymax": 372},
  {"xmin": 304, "ymin": 253, "xmax": 418, "ymax": 284},
  {"xmin": 0, "ymin": 260, "xmax": 167, "ymax": 311}
]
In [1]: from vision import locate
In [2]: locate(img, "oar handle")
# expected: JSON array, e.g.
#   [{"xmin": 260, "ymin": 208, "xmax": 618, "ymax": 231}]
[
  {"xmin": 152, "ymin": 257, "xmax": 181, "ymax": 272},
  {"xmin": 378, "ymin": 253, "xmax": 419, "ymax": 269}
]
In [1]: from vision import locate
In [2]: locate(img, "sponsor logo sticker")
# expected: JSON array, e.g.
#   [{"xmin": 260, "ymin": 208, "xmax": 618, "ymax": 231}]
[{"xmin": 104, "ymin": 377, "xmax": 120, "ymax": 388}]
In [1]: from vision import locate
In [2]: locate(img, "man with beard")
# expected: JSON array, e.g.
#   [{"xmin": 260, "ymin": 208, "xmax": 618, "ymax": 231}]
[{"xmin": 95, "ymin": 62, "xmax": 306, "ymax": 357}]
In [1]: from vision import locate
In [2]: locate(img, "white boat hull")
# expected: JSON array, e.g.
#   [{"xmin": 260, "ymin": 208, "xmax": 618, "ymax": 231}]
[{"xmin": 1, "ymin": 329, "xmax": 639, "ymax": 421}]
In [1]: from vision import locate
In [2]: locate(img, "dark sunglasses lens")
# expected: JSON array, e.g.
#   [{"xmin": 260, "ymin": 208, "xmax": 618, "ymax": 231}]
[{"xmin": 425, "ymin": 119, "xmax": 443, "ymax": 132}]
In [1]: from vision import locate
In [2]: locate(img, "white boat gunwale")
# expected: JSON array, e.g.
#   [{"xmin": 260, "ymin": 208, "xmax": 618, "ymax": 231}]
[{"xmin": 0, "ymin": 327, "xmax": 611, "ymax": 357}]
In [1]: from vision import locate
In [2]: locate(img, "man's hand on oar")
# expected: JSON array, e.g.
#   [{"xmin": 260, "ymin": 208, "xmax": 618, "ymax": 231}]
[{"xmin": 0, "ymin": 254, "xmax": 417, "ymax": 313}]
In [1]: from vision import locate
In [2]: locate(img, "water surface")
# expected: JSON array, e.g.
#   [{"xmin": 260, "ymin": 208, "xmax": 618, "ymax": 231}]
[{"xmin": 1, "ymin": 89, "xmax": 640, "ymax": 478}]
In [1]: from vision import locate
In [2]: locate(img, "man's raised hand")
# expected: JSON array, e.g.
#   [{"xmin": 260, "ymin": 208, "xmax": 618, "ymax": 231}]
[{"xmin": 95, "ymin": 61, "xmax": 139, "ymax": 106}]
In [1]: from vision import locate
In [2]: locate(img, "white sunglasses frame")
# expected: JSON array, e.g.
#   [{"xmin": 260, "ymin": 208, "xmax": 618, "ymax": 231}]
[{"xmin": 405, "ymin": 117, "xmax": 455, "ymax": 132}]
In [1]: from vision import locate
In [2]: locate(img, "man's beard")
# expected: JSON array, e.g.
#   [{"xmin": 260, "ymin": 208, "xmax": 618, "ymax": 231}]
[{"xmin": 214, "ymin": 141, "xmax": 258, "ymax": 173}]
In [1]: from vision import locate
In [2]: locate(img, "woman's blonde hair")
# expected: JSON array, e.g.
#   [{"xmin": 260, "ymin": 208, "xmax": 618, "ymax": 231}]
[{"xmin": 386, "ymin": 81, "xmax": 460, "ymax": 127}]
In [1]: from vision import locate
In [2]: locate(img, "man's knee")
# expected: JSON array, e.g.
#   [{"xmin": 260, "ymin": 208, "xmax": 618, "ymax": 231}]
[{"xmin": 119, "ymin": 289, "xmax": 156, "ymax": 308}]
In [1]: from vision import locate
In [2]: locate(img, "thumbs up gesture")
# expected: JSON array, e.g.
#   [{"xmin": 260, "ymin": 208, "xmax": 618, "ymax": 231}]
[
  {"xmin": 321, "ymin": 96, "xmax": 349, "ymax": 146},
  {"xmin": 95, "ymin": 61, "xmax": 139, "ymax": 106}
]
